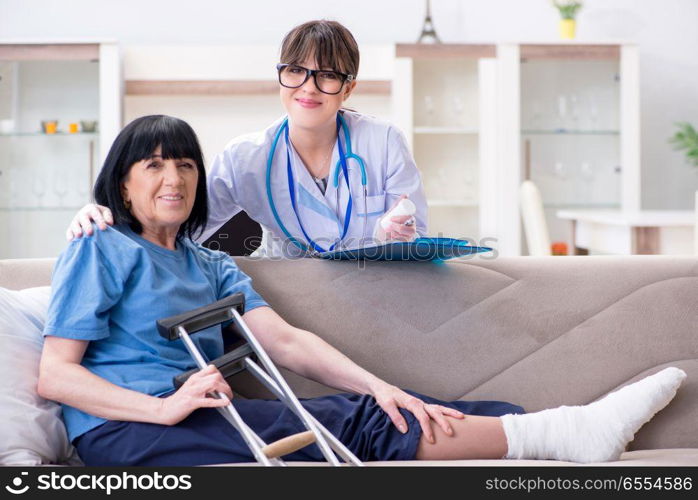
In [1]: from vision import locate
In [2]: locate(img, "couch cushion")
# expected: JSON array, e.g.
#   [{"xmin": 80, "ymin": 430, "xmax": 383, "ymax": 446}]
[
  {"xmin": 2, "ymin": 255, "xmax": 697, "ymax": 457},
  {"xmin": 0, "ymin": 258, "xmax": 55, "ymax": 291},
  {"xmin": 235, "ymin": 256, "xmax": 698, "ymax": 451},
  {"xmin": 215, "ymin": 449, "xmax": 698, "ymax": 466},
  {"xmin": 0, "ymin": 286, "xmax": 81, "ymax": 465},
  {"xmin": 376, "ymin": 449, "xmax": 698, "ymax": 466}
]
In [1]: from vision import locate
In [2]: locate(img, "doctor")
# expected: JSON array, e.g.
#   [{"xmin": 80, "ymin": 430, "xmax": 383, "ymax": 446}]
[{"xmin": 67, "ymin": 20, "xmax": 427, "ymax": 257}]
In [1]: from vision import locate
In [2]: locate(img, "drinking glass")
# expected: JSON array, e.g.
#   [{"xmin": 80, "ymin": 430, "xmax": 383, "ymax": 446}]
[
  {"xmin": 557, "ymin": 95, "xmax": 567, "ymax": 131},
  {"xmin": 452, "ymin": 95, "xmax": 465, "ymax": 128},
  {"xmin": 54, "ymin": 175, "xmax": 68, "ymax": 207},
  {"xmin": 424, "ymin": 95, "xmax": 435, "ymax": 127},
  {"xmin": 32, "ymin": 176, "xmax": 46, "ymax": 208},
  {"xmin": 580, "ymin": 162, "xmax": 594, "ymax": 204}
]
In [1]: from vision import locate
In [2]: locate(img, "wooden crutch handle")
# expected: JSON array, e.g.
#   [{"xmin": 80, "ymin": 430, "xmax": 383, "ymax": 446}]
[{"xmin": 261, "ymin": 430, "xmax": 316, "ymax": 459}]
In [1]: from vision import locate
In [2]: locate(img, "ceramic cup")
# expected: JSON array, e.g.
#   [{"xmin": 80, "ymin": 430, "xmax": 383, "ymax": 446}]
[
  {"xmin": 41, "ymin": 120, "xmax": 58, "ymax": 134},
  {"xmin": 80, "ymin": 120, "xmax": 97, "ymax": 133}
]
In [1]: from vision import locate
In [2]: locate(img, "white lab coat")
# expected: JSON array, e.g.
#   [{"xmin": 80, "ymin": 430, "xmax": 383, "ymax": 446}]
[{"xmin": 200, "ymin": 111, "xmax": 427, "ymax": 257}]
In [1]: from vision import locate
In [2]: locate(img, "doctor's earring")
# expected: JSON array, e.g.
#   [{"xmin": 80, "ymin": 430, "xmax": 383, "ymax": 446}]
[{"xmin": 124, "ymin": 199, "xmax": 131, "ymax": 210}]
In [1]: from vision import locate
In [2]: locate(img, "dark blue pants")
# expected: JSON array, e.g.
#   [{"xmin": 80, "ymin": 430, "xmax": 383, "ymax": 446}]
[{"xmin": 75, "ymin": 391, "xmax": 523, "ymax": 466}]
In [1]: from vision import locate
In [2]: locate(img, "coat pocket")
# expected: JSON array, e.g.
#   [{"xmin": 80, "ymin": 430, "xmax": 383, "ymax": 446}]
[{"xmin": 355, "ymin": 193, "xmax": 386, "ymax": 219}]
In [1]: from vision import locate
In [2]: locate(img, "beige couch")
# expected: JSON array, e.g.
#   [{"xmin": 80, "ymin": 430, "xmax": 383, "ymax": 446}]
[{"xmin": 1, "ymin": 255, "xmax": 697, "ymax": 466}]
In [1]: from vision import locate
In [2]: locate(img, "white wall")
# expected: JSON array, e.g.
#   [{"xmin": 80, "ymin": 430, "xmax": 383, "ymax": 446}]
[{"xmin": 2, "ymin": 0, "xmax": 697, "ymax": 208}]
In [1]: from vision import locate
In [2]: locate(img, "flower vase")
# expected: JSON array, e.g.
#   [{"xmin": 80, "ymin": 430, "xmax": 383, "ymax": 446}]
[{"xmin": 559, "ymin": 19, "xmax": 576, "ymax": 39}]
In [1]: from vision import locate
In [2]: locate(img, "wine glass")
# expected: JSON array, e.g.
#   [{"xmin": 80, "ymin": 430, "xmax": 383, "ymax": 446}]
[
  {"xmin": 424, "ymin": 95, "xmax": 435, "ymax": 127},
  {"xmin": 463, "ymin": 170, "xmax": 476, "ymax": 202},
  {"xmin": 556, "ymin": 95, "xmax": 567, "ymax": 132},
  {"xmin": 530, "ymin": 100, "xmax": 543, "ymax": 130},
  {"xmin": 54, "ymin": 175, "xmax": 68, "ymax": 207},
  {"xmin": 7, "ymin": 167, "xmax": 21, "ymax": 208},
  {"xmin": 77, "ymin": 176, "xmax": 90, "ymax": 204},
  {"xmin": 32, "ymin": 177, "xmax": 45, "ymax": 208},
  {"xmin": 452, "ymin": 95, "xmax": 465, "ymax": 128},
  {"xmin": 570, "ymin": 94, "xmax": 580, "ymax": 131},
  {"xmin": 580, "ymin": 162, "xmax": 594, "ymax": 204},
  {"xmin": 589, "ymin": 95, "xmax": 599, "ymax": 130}
]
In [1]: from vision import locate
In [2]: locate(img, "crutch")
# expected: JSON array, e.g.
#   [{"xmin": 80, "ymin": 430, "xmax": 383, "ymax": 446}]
[{"xmin": 156, "ymin": 293, "xmax": 363, "ymax": 466}]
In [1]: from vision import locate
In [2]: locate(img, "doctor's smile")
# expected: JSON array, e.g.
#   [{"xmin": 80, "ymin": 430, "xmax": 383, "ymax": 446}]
[{"xmin": 295, "ymin": 97, "xmax": 322, "ymax": 109}]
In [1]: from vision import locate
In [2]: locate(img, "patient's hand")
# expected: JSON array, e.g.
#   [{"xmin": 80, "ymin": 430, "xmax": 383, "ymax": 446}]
[
  {"xmin": 66, "ymin": 203, "xmax": 114, "ymax": 241},
  {"xmin": 372, "ymin": 383, "xmax": 464, "ymax": 444},
  {"xmin": 158, "ymin": 364, "xmax": 233, "ymax": 426}
]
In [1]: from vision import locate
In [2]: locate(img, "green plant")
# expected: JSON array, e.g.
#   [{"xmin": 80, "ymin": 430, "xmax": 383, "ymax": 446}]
[
  {"xmin": 553, "ymin": 1, "xmax": 583, "ymax": 20},
  {"xmin": 669, "ymin": 122, "xmax": 698, "ymax": 168}
]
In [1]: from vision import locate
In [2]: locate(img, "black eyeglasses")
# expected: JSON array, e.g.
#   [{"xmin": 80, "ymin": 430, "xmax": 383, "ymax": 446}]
[{"xmin": 276, "ymin": 63, "xmax": 354, "ymax": 95}]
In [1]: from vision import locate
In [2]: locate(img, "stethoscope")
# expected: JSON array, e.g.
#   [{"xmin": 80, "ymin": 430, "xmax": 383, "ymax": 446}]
[{"xmin": 266, "ymin": 113, "xmax": 368, "ymax": 253}]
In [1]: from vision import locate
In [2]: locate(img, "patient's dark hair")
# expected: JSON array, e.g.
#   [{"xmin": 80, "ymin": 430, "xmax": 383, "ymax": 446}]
[{"xmin": 93, "ymin": 115, "xmax": 208, "ymax": 240}]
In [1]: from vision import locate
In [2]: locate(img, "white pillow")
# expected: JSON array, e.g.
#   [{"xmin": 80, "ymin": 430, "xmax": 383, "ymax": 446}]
[{"xmin": 0, "ymin": 286, "xmax": 82, "ymax": 465}]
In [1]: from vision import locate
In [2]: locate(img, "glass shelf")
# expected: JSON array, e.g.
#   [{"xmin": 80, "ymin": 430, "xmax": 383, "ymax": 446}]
[
  {"xmin": 543, "ymin": 203, "xmax": 621, "ymax": 209},
  {"xmin": 414, "ymin": 127, "xmax": 478, "ymax": 135},
  {"xmin": 522, "ymin": 129, "xmax": 619, "ymax": 136},
  {"xmin": 0, "ymin": 132, "xmax": 97, "ymax": 138},
  {"xmin": 0, "ymin": 206, "xmax": 84, "ymax": 212},
  {"xmin": 427, "ymin": 199, "xmax": 478, "ymax": 207}
]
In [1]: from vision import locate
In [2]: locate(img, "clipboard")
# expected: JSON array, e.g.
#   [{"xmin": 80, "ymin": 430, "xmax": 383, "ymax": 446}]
[{"xmin": 318, "ymin": 237, "xmax": 492, "ymax": 262}]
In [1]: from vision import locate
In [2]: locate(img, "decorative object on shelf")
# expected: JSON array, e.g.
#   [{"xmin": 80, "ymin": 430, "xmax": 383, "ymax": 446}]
[
  {"xmin": 669, "ymin": 122, "xmax": 698, "ymax": 168},
  {"xmin": 80, "ymin": 120, "xmax": 97, "ymax": 133},
  {"xmin": 68, "ymin": 123, "xmax": 79, "ymax": 134},
  {"xmin": 41, "ymin": 120, "xmax": 58, "ymax": 134},
  {"xmin": 417, "ymin": 0, "xmax": 441, "ymax": 44},
  {"xmin": 551, "ymin": 241, "xmax": 568, "ymax": 255},
  {"xmin": 0, "ymin": 119, "xmax": 15, "ymax": 134},
  {"xmin": 552, "ymin": 1, "xmax": 583, "ymax": 40}
]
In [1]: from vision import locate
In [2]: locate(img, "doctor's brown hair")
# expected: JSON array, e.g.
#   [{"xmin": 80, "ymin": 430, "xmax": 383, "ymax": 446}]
[{"xmin": 280, "ymin": 20, "xmax": 359, "ymax": 78}]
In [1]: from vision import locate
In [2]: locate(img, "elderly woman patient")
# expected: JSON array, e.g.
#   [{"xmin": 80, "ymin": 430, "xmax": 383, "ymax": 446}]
[{"xmin": 38, "ymin": 115, "xmax": 685, "ymax": 466}]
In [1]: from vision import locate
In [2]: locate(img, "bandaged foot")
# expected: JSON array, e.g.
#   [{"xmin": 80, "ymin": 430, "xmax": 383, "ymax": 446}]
[{"xmin": 501, "ymin": 367, "xmax": 686, "ymax": 463}]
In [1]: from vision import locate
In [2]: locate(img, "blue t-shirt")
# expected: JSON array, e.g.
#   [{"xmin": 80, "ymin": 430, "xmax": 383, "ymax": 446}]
[{"xmin": 43, "ymin": 225, "xmax": 268, "ymax": 442}]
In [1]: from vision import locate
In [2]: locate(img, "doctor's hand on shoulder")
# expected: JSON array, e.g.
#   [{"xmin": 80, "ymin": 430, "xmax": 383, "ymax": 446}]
[
  {"xmin": 66, "ymin": 203, "xmax": 113, "ymax": 241},
  {"xmin": 373, "ymin": 195, "xmax": 418, "ymax": 243}
]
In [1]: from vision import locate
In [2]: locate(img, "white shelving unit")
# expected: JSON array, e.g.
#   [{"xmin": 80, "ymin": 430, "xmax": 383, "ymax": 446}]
[
  {"xmin": 392, "ymin": 42, "xmax": 640, "ymax": 256},
  {"xmin": 511, "ymin": 43, "xmax": 640, "ymax": 256},
  {"xmin": 0, "ymin": 40, "xmax": 122, "ymax": 259},
  {"xmin": 414, "ymin": 127, "xmax": 479, "ymax": 134},
  {"xmin": 393, "ymin": 44, "xmax": 498, "ymax": 245}
]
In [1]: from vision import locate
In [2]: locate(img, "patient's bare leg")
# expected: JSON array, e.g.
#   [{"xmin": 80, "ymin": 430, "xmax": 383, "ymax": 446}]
[
  {"xmin": 416, "ymin": 367, "xmax": 685, "ymax": 463},
  {"xmin": 415, "ymin": 415, "xmax": 507, "ymax": 460}
]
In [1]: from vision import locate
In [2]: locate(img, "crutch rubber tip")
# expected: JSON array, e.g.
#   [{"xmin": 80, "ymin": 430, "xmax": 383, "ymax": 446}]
[{"xmin": 261, "ymin": 431, "xmax": 317, "ymax": 459}]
